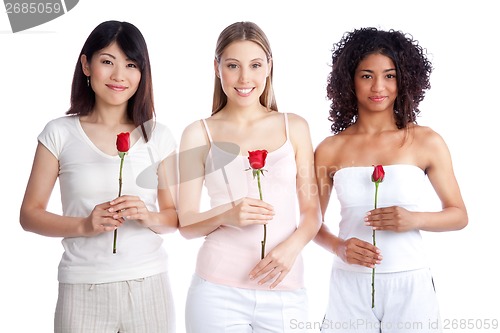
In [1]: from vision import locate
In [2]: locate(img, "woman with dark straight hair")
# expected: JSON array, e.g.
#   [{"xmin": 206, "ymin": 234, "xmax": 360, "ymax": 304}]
[{"xmin": 20, "ymin": 20, "xmax": 178, "ymax": 332}]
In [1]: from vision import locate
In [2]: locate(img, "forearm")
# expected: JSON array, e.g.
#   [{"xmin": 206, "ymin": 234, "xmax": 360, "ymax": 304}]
[
  {"xmin": 285, "ymin": 207, "xmax": 322, "ymax": 253},
  {"xmin": 148, "ymin": 208, "xmax": 178, "ymax": 234},
  {"xmin": 313, "ymin": 223, "xmax": 344, "ymax": 256},
  {"xmin": 415, "ymin": 207, "xmax": 468, "ymax": 232},
  {"xmin": 178, "ymin": 203, "xmax": 233, "ymax": 239},
  {"xmin": 20, "ymin": 207, "xmax": 86, "ymax": 237}
]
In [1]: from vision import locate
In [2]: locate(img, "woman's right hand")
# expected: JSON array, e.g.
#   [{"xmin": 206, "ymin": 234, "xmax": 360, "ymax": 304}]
[
  {"xmin": 82, "ymin": 202, "xmax": 125, "ymax": 236},
  {"xmin": 337, "ymin": 237, "xmax": 382, "ymax": 268},
  {"xmin": 225, "ymin": 197, "xmax": 274, "ymax": 227}
]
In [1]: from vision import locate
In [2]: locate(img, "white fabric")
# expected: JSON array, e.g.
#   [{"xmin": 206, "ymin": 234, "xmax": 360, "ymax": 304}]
[
  {"xmin": 321, "ymin": 268, "xmax": 441, "ymax": 333},
  {"xmin": 332, "ymin": 165, "xmax": 429, "ymax": 273},
  {"xmin": 185, "ymin": 274, "xmax": 309, "ymax": 333},
  {"xmin": 38, "ymin": 116, "xmax": 176, "ymax": 284}
]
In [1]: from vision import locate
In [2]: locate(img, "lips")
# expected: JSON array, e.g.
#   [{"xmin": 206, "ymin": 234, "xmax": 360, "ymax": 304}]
[
  {"xmin": 235, "ymin": 88, "xmax": 253, "ymax": 95},
  {"xmin": 106, "ymin": 84, "xmax": 128, "ymax": 92},
  {"xmin": 369, "ymin": 96, "xmax": 386, "ymax": 102}
]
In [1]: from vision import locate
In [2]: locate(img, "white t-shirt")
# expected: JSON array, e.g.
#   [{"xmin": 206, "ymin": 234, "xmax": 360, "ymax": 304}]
[{"xmin": 38, "ymin": 115, "xmax": 176, "ymax": 284}]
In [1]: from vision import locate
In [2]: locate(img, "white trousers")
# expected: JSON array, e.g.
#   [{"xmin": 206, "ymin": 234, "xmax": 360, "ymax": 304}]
[
  {"xmin": 185, "ymin": 274, "xmax": 309, "ymax": 333},
  {"xmin": 321, "ymin": 268, "xmax": 441, "ymax": 333},
  {"xmin": 54, "ymin": 272, "xmax": 175, "ymax": 333}
]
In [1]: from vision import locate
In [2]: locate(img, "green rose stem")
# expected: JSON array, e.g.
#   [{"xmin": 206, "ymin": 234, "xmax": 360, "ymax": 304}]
[
  {"xmin": 256, "ymin": 170, "xmax": 266, "ymax": 260},
  {"xmin": 371, "ymin": 181, "xmax": 379, "ymax": 308},
  {"xmin": 113, "ymin": 152, "xmax": 126, "ymax": 254}
]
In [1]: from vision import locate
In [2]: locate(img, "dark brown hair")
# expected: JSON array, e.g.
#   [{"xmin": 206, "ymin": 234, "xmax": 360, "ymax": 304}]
[
  {"xmin": 326, "ymin": 27, "xmax": 433, "ymax": 134},
  {"xmin": 67, "ymin": 20, "xmax": 155, "ymax": 140}
]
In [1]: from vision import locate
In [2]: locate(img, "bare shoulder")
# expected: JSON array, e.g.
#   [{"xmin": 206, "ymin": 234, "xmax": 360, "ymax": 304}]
[
  {"xmin": 180, "ymin": 119, "xmax": 208, "ymax": 150},
  {"xmin": 412, "ymin": 124, "xmax": 448, "ymax": 149},
  {"xmin": 315, "ymin": 131, "xmax": 347, "ymax": 154},
  {"xmin": 314, "ymin": 133, "xmax": 346, "ymax": 170},
  {"xmin": 286, "ymin": 112, "xmax": 311, "ymax": 133}
]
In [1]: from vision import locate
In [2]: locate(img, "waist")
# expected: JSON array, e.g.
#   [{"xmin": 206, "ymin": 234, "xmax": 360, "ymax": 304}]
[
  {"xmin": 195, "ymin": 238, "xmax": 304, "ymax": 290},
  {"xmin": 334, "ymin": 229, "xmax": 428, "ymax": 273}
]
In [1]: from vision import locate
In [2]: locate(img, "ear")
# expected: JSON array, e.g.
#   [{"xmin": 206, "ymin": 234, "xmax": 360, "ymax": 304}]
[
  {"xmin": 81, "ymin": 54, "xmax": 90, "ymax": 76},
  {"xmin": 213, "ymin": 58, "xmax": 220, "ymax": 78}
]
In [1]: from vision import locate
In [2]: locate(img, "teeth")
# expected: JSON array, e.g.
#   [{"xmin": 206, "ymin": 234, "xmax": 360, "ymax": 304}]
[{"xmin": 237, "ymin": 88, "xmax": 252, "ymax": 94}]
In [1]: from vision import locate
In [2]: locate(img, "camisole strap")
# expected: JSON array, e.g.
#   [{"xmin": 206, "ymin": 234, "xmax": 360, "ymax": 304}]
[
  {"xmin": 284, "ymin": 112, "xmax": 290, "ymax": 141},
  {"xmin": 201, "ymin": 118, "xmax": 213, "ymax": 144}
]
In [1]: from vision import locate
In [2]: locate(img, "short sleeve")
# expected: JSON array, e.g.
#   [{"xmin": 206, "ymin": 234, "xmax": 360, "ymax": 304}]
[
  {"xmin": 37, "ymin": 117, "xmax": 66, "ymax": 159},
  {"xmin": 151, "ymin": 121, "xmax": 177, "ymax": 161}
]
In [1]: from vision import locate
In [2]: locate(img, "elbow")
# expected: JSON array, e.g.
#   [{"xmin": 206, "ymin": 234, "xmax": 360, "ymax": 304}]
[
  {"xmin": 19, "ymin": 208, "xmax": 34, "ymax": 232},
  {"xmin": 458, "ymin": 213, "xmax": 468, "ymax": 230},
  {"xmin": 178, "ymin": 224, "xmax": 198, "ymax": 240}
]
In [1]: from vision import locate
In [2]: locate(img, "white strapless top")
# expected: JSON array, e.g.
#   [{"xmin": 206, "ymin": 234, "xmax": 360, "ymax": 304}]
[{"xmin": 332, "ymin": 164, "xmax": 429, "ymax": 273}]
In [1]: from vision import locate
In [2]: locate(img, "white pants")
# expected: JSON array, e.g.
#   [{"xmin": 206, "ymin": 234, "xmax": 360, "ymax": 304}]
[
  {"xmin": 185, "ymin": 274, "xmax": 308, "ymax": 333},
  {"xmin": 321, "ymin": 268, "xmax": 441, "ymax": 333},
  {"xmin": 54, "ymin": 272, "xmax": 175, "ymax": 333}
]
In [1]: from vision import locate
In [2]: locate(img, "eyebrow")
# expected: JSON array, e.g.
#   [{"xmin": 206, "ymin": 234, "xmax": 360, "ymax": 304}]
[
  {"xmin": 358, "ymin": 68, "xmax": 396, "ymax": 73},
  {"xmin": 99, "ymin": 52, "xmax": 135, "ymax": 62},
  {"xmin": 99, "ymin": 52, "xmax": 116, "ymax": 59},
  {"xmin": 223, "ymin": 57, "xmax": 266, "ymax": 63}
]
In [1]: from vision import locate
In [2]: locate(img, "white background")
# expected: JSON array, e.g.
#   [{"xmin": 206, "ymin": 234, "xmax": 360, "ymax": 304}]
[{"xmin": 1, "ymin": 0, "xmax": 498, "ymax": 331}]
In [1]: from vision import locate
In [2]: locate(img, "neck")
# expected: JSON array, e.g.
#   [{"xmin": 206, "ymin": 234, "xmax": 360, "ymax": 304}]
[
  {"xmin": 86, "ymin": 105, "xmax": 130, "ymax": 127},
  {"xmin": 354, "ymin": 112, "xmax": 397, "ymax": 134},
  {"xmin": 217, "ymin": 103, "xmax": 269, "ymax": 123}
]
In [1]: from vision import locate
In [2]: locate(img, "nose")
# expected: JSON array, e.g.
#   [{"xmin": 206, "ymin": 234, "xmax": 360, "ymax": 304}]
[
  {"xmin": 111, "ymin": 66, "xmax": 125, "ymax": 82},
  {"xmin": 239, "ymin": 67, "xmax": 249, "ymax": 83},
  {"xmin": 371, "ymin": 77, "xmax": 384, "ymax": 92}
]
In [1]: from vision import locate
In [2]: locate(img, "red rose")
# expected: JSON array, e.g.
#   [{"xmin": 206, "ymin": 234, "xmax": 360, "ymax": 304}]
[
  {"xmin": 248, "ymin": 150, "xmax": 268, "ymax": 170},
  {"xmin": 116, "ymin": 132, "xmax": 130, "ymax": 153},
  {"xmin": 370, "ymin": 164, "xmax": 385, "ymax": 308},
  {"xmin": 371, "ymin": 164, "xmax": 385, "ymax": 183},
  {"xmin": 246, "ymin": 149, "xmax": 269, "ymax": 259},
  {"xmin": 113, "ymin": 131, "xmax": 130, "ymax": 254}
]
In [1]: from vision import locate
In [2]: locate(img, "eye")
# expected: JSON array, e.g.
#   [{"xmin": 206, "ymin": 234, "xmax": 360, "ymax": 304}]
[
  {"xmin": 252, "ymin": 63, "xmax": 262, "ymax": 69},
  {"xmin": 227, "ymin": 63, "xmax": 238, "ymax": 69},
  {"xmin": 386, "ymin": 74, "xmax": 396, "ymax": 79},
  {"xmin": 361, "ymin": 74, "xmax": 372, "ymax": 79},
  {"xmin": 102, "ymin": 59, "xmax": 113, "ymax": 65},
  {"xmin": 127, "ymin": 63, "xmax": 138, "ymax": 69}
]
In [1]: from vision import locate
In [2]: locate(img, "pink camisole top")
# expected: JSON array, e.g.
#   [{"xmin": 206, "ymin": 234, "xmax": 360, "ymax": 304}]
[{"xmin": 194, "ymin": 113, "xmax": 304, "ymax": 290}]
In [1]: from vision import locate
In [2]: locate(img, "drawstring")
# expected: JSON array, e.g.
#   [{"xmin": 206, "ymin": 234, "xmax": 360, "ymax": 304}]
[{"xmin": 125, "ymin": 278, "xmax": 144, "ymax": 308}]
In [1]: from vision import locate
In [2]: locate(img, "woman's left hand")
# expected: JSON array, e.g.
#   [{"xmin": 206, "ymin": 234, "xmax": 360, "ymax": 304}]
[
  {"xmin": 248, "ymin": 240, "xmax": 300, "ymax": 289},
  {"xmin": 108, "ymin": 195, "xmax": 151, "ymax": 227},
  {"xmin": 365, "ymin": 206, "xmax": 419, "ymax": 232}
]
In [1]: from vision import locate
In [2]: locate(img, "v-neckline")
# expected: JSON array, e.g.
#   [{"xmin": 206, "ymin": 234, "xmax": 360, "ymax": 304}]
[{"xmin": 75, "ymin": 116, "xmax": 142, "ymax": 159}]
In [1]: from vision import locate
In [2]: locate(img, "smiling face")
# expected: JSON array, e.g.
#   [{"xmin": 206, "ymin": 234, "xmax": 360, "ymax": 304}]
[
  {"xmin": 215, "ymin": 40, "xmax": 271, "ymax": 109},
  {"xmin": 81, "ymin": 41, "xmax": 141, "ymax": 110},
  {"xmin": 354, "ymin": 53, "xmax": 398, "ymax": 114}
]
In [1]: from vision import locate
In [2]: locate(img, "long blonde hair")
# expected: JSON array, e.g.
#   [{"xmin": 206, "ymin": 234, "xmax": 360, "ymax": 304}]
[{"xmin": 212, "ymin": 21, "xmax": 277, "ymax": 115}]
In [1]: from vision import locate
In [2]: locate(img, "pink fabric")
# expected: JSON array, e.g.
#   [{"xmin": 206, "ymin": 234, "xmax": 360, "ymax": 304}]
[{"xmin": 195, "ymin": 113, "xmax": 304, "ymax": 290}]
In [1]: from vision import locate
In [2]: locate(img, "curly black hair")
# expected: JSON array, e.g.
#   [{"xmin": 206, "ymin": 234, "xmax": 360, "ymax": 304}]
[{"xmin": 326, "ymin": 27, "xmax": 433, "ymax": 134}]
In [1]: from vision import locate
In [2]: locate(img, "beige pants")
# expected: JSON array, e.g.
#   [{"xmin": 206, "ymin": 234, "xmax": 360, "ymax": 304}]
[{"xmin": 54, "ymin": 272, "xmax": 175, "ymax": 333}]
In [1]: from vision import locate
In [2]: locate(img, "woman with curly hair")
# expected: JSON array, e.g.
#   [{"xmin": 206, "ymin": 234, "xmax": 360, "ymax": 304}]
[{"xmin": 314, "ymin": 27, "xmax": 468, "ymax": 332}]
